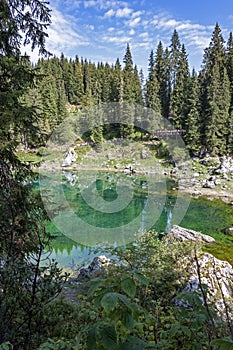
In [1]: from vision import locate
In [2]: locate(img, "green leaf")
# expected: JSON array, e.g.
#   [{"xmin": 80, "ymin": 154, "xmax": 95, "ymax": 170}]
[
  {"xmin": 181, "ymin": 325, "xmax": 191, "ymax": 337},
  {"xmin": 115, "ymin": 293, "xmax": 131, "ymax": 308},
  {"xmin": 121, "ymin": 278, "xmax": 136, "ymax": 298},
  {"xmin": 88, "ymin": 278, "xmax": 105, "ymax": 296},
  {"xmin": 101, "ymin": 292, "xmax": 118, "ymax": 313},
  {"xmin": 133, "ymin": 271, "xmax": 149, "ymax": 286},
  {"xmin": 214, "ymin": 338, "xmax": 233, "ymax": 350},
  {"xmin": 0, "ymin": 343, "xmax": 13, "ymax": 350},
  {"xmin": 99, "ymin": 326, "xmax": 117, "ymax": 350},
  {"xmin": 86, "ymin": 326, "xmax": 97, "ymax": 350},
  {"xmin": 121, "ymin": 309, "xmax": 134, "ymax": 330},
  {"xmin": 119, "ymin": 336, "xmax": 149, "ymax": 350}
]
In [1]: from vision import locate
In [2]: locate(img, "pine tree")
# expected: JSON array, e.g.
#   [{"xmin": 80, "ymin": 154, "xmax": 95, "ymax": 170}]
[
  {"xmin": 169, "ymin": 29, "xmax": 181, "ymax": 90},
  {"xmin": 154, "ymin": 42, "xmax": 168, "ymax": 118},
  {"xmin": 132, "ymin": 65, "xmax": 143, "ymax": 105},
  {"xmin": 226, "ymin": 32, "xmax": 233, "ymax": 154},
  {"xmin": 123, "ymin": 43, "xmax": 134, "ymax": 102},
  {"xmin": 205, "ymin": 63, "xmax": 230, "ymax": 154},
  {"xmin": 163, "ymin": 47, "xmax": 172, "ymax": 118},
  {"xmin": 200, "ymin": 23, "xmax": 230, "ymax": 155},
  {"xmin": 121, "ymin": 44, "xmax": 135, "ymax": 137},
  {"xmin": 184, "ymin": 70, "xmax": 202, "ymax": 153},
  {"xmin": 73, "ymin": 55, "xmax": 84, "ymax": 104},
  {"xmin": 170, "ymin": 44, "xmax": 190, "ymax": 128},
  {"xmin": 145, "ymin": 51, "xmax": 161, "ymax": 114},
  {"xmin": 109, "ymin": 58, "xmax": 123, "ymax": 103}
]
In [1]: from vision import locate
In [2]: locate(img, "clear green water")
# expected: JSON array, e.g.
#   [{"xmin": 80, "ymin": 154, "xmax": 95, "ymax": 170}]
[{"xmin": 44, "ymin": 172, "xmax": 233, "ymax": 268}]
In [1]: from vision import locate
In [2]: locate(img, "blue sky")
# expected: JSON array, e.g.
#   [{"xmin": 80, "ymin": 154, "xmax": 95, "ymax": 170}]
[{"xmin": 30, "ymin": 0, "xmax": 233, "ymax": 74}]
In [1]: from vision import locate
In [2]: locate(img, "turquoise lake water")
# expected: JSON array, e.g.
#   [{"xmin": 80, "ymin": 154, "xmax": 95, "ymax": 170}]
[{"xmin": 42, "ymin": 171, "xmax": 233, "ymax": 269}]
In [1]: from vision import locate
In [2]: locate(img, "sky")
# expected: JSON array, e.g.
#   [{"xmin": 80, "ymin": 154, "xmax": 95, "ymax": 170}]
[{"xmin": 29, "ymin": 0, "xmax": 233, "ymax": 75}]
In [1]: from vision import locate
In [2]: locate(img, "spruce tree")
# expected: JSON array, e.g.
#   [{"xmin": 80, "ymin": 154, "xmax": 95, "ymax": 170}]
[
  {"xmin": 185, "ymin": 70, "xmax": 202, "ymax": 153},
  {"xmin": 226, "ymin": 32, "xmax": 233, "ymax": 154},
  {"xmin": 132, "ymin": 65, "xmax": 143, "ymax": 105},
  {"xmin": 170, "ymin": 44, "xmax": 189, "ymax": 128},
  {"xmin": 169, "ymin": 29, "xmax": 181, "ymax": 90},
  {"xmin": 145, "ymin": 51, "xmax": 161, "ymax": 115},
  {"xmin": 121, "ymin": 44, "xmax": 135, "ymax": 137},
  {"xmin": 154, "ymin": 41, "xmax": 168, "ymax": 118},
  {"xmin": 201, "ymin": 23, "xmax": 230, "ymax": 155}
]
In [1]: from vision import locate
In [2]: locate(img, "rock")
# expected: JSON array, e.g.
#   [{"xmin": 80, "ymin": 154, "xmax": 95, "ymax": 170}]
[
  {"xmin": 62, "ymin": 147, "xmax": 77, "ymax": 167},
  {"xmin": 214, "ymin": 156, "xmax": 233, "ymax": 175},
  {"xmin": 225, "ymin": 227, "xmax": 233, "ymax": 235},
  {"xmin": 141, "ymin": 149, "xmax": 150, "ymax": 159},
  {"xmin": 168, "ymin": 225, "xmax": 215, "ymax": 243},
  {"xmin": 203, "ymin": 181, "xmax": 216, "ymax": 189},
  {"xmin": 124, "ymin": 164, "xmax": 136, "ymax": 173},
  {"xmin": 180, "ymin": 253, "xmax": 233, "ymax": 318},
  {"xmin": 77, "ymin": 255, "xmax": 110, "ymax": 281},
  {"xmin": 192, "ymin": 190, "xmax": 202, "ymax": 196},
  {"xmin": 63, "ymin": 171, "xmax": 78, "ymax": 186},
  {"xmin": 192, "ymin": 172, "xmax": 200, "ymax": 178},
  {"xmin": 214, "ymin": 179, "xmax": 221, "ymax": 185}
]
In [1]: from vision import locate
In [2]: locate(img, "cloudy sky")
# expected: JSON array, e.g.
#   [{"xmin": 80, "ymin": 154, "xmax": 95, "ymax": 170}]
[{"xmin": 30, "ymin": 0, "xmax": 233, "ymax": 74}]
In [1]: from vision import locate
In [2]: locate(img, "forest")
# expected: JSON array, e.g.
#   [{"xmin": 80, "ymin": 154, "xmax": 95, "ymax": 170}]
[
  {"xmin": 0, "ymin": 0, "xmax": 233, "ymax": 349},
  {"xmin": 15, "ymin": 23, "xmax": 233, "ymax": 156}
]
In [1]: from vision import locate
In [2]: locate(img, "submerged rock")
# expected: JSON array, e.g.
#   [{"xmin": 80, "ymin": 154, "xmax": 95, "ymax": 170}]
[{"xmin": 168, "ymin": 225, "xmax": 215, "ymax": 243}]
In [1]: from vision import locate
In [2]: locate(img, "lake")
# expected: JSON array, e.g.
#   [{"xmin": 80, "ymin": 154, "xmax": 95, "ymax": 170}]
[{"xmin": 41, "ymin": 171, "xmax": 233, "ymax": 269}]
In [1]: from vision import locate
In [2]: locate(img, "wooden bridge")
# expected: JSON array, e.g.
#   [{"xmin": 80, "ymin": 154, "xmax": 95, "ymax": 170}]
[{"xmin": 151, "ymin": 129, "xmax": 186, "ymax": 138}]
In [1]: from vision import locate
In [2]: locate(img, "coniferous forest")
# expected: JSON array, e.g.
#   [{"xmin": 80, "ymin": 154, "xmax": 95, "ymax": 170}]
[
  {"xmin": 15, "ymin": 23, "xmax": 233, "ymax": 156},
  {"xmin": 1, "ymin": 1, "xmax": 233, "ymax": 349}
]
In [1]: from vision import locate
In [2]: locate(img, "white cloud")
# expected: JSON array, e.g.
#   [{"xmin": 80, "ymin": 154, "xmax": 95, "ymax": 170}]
[
  {"xmin": 104, "ymin": 9, "xmax": 115, "ymax": 18},
  {"xmin": 129, "ymin": 29, "xmax": 135, "ymax": 35},
  {"xmin": 83, "ymin": 0, "xmax": 97, "ymax": 8},
  {"xmin": 132, "ymin": 10, "xmax": 144, "ymax": 18},
  {"xmin": 128, "ymin": 17, "xmax": 141, "ymax": 27},
  {"xmin": 85, "ymin": 24, "xmax": 95, "ymax": 30},
  {"xmin": 102, "ymin": 35, "xmax": 131, "ymax": 44},
  {"xmin": 115, "ymin": 7, "xmax": 132, "ymax": 18},
  {"xmin": 46, "ymin": 9, "xmax": 89, "ymax": 55},
  {"xmin": 108, "ymin": 27, "xmax": 115, "ymax": 32},
  {"xmin": 139, "ymin": 32, "xmax": 148, "ymax": 38}
]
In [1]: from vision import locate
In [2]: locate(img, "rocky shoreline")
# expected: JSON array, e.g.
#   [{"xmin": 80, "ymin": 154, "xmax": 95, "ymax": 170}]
[{"xmin": 172, "ymin": 155, "xmax": 233, "ymax": 203}]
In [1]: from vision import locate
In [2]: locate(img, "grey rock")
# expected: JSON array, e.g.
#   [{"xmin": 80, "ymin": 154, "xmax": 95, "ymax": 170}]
[
  {"xmin": 192, "ymin": 190, "xmax": 202, "ymax": 196},
  {"xmin": 214, "ymin": 179, "xmax": 221, "ymax": 185},
  {"xmin": 203, "ymin": 181, "xmax": 216, "ymax": 189},
  {"xmin": 77, "ymin": 255, "xmax": 110, "ymax": 281},
  {"xmin": 62, "ymin": 147, "xmax": 77, "ymax": 167},
  {"xmin": 141, "ymin": 149, "xmax": 150, "ymax": 159},
  {"xmin": 183, "ymin": 253, "xmax": 233, "ymax": 317},
  {"xmin": 214, "ymin": 156, "xmax": 233, "ymax": 175},
  {"xmin": 168, "ymin": 225, "xmax": 215, "ymax": 243},
  {"xmin": 225, "ymin": 227, "xmax": 233, "ymax": 235},
  {"xmin": 192, "ymin": 172, "xmax": 200, "ymax": 178}
]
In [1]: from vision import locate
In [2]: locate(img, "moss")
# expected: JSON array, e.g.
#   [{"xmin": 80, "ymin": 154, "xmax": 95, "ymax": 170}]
[
  {"xmin": 203, "ymin": 242, "xmax": 233, "ymax": 266},
  {"xmin": 16, "ymin": 150, "xmax": 42, "ymax": 164}
]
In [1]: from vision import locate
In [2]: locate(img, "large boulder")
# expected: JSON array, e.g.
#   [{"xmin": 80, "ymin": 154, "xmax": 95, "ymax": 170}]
[
  {"xmin": 168, "ymin": 225, "xmax": 215, "ymax": 243},
  {"xmin": 62, "ymin": 147, "xmax": 77, "ymax": 167},
  {"xmin": 180, "ymin": 253, "xmax": 233, "ymax": 318}
]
